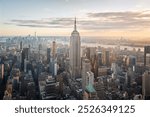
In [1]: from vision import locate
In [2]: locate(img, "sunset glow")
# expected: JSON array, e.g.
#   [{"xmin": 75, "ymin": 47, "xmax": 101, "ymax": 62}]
[{"xmin": 0, "ymin": 0, "xmax": 150, "ymax": 38}]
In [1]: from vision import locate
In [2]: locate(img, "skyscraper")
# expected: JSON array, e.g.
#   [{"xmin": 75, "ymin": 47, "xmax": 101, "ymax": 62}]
[
  {"xmin": 82, "ymin": 59, "xmax": 91, "ymax": 91},
  {"xmin": 0, "ymin": 64, "xmax": 4, "ymax": 81},
  {"xmin": 21, "ymin": 48, "xmax": 29, "ymax": 71},
  {"xmin": 52, "ymin": 41, "xmax": 56, "ymax": 59},
  {"xmin": 97, "ymin": 52, "xmax": 102, "ymax": 67},
  {"xmin": 102, "ymin": 50, "xmax": 110, "ymax": 66},
  {"xmin": 142, "ymin": 71, "xmax": 150, "ymax": 99},
  {"xmin": 20, "ymin": 41, "xmax": 23, "ymax": 50},
  {"xmin": 144, "ymin": 46, "xmax": 150, "ymax": 66},
  {"xmin": 47, "ymin": 48, "xmax": 51, "ymax": 64},
  {"xmin": 38, "ymin": 44, "xmax": 42, "ymax": 61},
  {"xmin": 84, "ymin": 71, "xmax": 98, "ymax": 100},
  {"xmin": 70, "ymin": 18, "xmax": 81, "ymax": 79}
]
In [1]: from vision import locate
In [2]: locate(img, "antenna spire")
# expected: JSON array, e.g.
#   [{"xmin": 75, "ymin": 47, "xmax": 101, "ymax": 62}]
[{"xmin": 74, "ymin": 17, "xmax": 77, "ymax": 31}]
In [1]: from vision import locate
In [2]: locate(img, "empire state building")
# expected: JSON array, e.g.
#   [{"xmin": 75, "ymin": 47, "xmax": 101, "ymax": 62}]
[{"xmin": 70, "ymin": 18, "xmax": 81, "ymax": 79}]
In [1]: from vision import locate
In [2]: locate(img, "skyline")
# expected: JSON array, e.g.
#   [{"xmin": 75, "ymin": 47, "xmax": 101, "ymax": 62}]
[
  {"xmin": 0, "ymin": 6, "xmax": 150, "ymax": 100},
  {"xmin": 1, "ymin": 0, "xmax": 150, "ymax": 38}
]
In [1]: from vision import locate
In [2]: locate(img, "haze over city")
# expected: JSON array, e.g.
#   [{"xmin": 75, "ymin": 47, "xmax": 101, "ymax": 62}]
[
  {"xmin": 0, "ymin": 0, "xmax": 150, "ymax": 39},
  {"xmin": 0, "ymin": 0, "xmax": 150, "ymax": 100}
]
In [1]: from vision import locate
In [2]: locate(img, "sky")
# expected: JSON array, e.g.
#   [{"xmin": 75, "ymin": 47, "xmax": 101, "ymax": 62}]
[{"xmin": 0, "ymin": 0, "xmax": 150, "ymax": 38}]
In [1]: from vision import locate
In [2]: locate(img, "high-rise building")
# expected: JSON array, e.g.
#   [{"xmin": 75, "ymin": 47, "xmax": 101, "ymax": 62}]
[
  {"xmin": 51, "ymin": 58, "xmax": 57, "ymax": 77},
  {"xmin": 82, "ymin": 59, "xmax": 91, "ymax": 91},
  {"xmin": 0, "ymin": 64, "xmax": 4, "ymax": 80},
  {"xmin": 52, "ymin": 41, "xmax": 56, "ymax": 59},
  {"xmin": 12, "ymin": 68, "xmax": 20, "ymax": 91},
  {"xmin": 102, "ymin": 50, "xmax": 110, "ymax": 66},
  {"xmin": 27, "ymin": 82, "xmax": 36, "ymax": 99},
  {"xmin": 126, "ymin": 55, "xmax": 136, "ymax": 67},
  {"xmin": 54, "ymin": 62, "xmax": 57, "ymax": 76},
  {"xmin": 144, "ymin": 46, "xmax": 150, "ymax": 66},
  {"xmin": 83, "ymin": 71, "xmax": 98, "ymax": 100},
  {"xmin": 111, "ymin": 62, "xmax": 120, "ymax": 77},
  {"xmin": 47, "ymin": 48, "xmax": 51, "ymax": 64},
  {"xmin": 38, "ymin": 44, "xmax": 42, "ymax": 61},
  {"xmin": 24, "ymin": 59, "xmax": 29, "ymax": 73},
  {"xmin": 43, "ymin": 76, "xmax": 58, "ymax": 99},
  {"xmin": 20, "ymin": 41, "xmax": 23, "ymax": 50},
  {"xmin": 86, "ymin": 71, "xmax": 94, "ymax": 86},
  {"xmin": 85, "ymin": 47, "xmax": 96, "ymax": 60},
  {"xmin": 21, "ymin": 48, "xmax": 29, "ymax": 71},
  {"xmin": 94, "ymin": 78, "xmax": 105, "ymax": 100},
  {"xmin": 70, "ymin": 18, "xmax": 81, "ymax": 79},
  {"xmin": 93, "ymin": 52, "xmax": 102, "ymax": 78},
  {"xmin": 86, "ymin": 48, "xmax": 90, "ymax": 60},
  {"xmin": 97, "ymin": 52, "xmax": 102, "ymax": 67},
  {"xmin": 125, "ymin": 68, "xmax": 134, "ymax": 87},
  {"xmin": 142, "ymin": 71, "xmax": 150, "ymax": 99}
]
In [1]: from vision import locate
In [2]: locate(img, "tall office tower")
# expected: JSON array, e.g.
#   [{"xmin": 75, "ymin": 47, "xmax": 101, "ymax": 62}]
[
  {"xmin": 47, "ymin": 48, "xmax": 51, "ymax": 64},
  {"xmin": 97, "ymin": 52, "xmax": 103, "ymax": 67},
  {"xmin": 70, "ymin": 18, "xmax": 81, "ymax": 79},
  {"xmin": 52, "ymin": 41, "xmax": 56, "ymax": 59},
  {"xmin": 54, "ymin": 61, "xmax": 57, "ymax": 76},
  {"xmin": 103, "ymin": 50, "xmax": 110, "ymax": 66},
  {"xmin": 28, "ymin": 44, "xmax": 31, "ymax": 61},
  {"xmin": 93, "ymin": 52, "xmax": 102, "ymax": 78},
  {"xmin": 142, "ymin": 71, "xmax": 150, "ymax": 99},
  {"xmin": 38, "ymin": 44, "xmax": 42, "ymax": 61},
  {"xmin": 0, "ymin": 64, "xmax": 4, "ymax": 82},
  {"xmin": 86, "ymin": 48, "xmax": 90, "ymax": 60},
  {"xmin": 12, "ymin": 68, "xmax": 20, "ymax": 91},
  {"xmin": 20, "ymin": 41, "xmax": 23, "ymax": 50},
  {"xmin": 111, "ymin": 62, "xmax": 119, "ymax": 76},
  {"xmin": 0, "ymin": 63, "xmax": 4, "ymax": 99},
  {"xmin": 82, "ymin": 59, "xmax": 91, "ymax": 91},
  {"xmin": 126, "ymin": 55, "xmax": 136, "ymax": 67},
  {"xmin": 51, "ymin": 58, "xmax": 57, "ymax": 77},
  {"xmin": 24, "ymin": 58, "xmax": 29, "ymax": 73},
  {"xmin": 125, "ymin": 68, "xmax": 134, "ymax": 87},
  {"xmin": 144, "ymin": 46, "xmax": 150, "ymax": 66},
  {"xmin": 21, "ymin": 48, "xmax": 29, "ymax": 71},
  {"xmin": 93, "ymin": 55, "xmax": 98, "ymax": 79},
  {"xmin": 86, "ymin": 47, "xmax": 96, "ymax": 60}
]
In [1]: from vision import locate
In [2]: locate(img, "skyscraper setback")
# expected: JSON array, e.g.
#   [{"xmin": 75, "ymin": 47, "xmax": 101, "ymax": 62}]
[{"xmin": 69, "ymin": 18, "xmax": 81, "ymax": 79}]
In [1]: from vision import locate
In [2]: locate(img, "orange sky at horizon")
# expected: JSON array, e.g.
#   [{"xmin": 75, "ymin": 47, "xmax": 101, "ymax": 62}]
[
  {"xmin": 1, "ymin": 0, "xmax": 150, "ymax": 40},
  {"xmin": 1, "ymin": 26, "xmax": 150, "ymax": 40}
]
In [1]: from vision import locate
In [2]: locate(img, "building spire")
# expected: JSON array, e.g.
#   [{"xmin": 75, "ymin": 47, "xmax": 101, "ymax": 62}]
[{"xmin": 74, "ymin": 17, "xmax": 77, "ymax": 31}]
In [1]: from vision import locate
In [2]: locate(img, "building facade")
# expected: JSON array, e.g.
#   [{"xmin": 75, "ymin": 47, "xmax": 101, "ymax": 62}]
[{"xmin": 70, "ymin": 18, "xmax": 81, "ymax": 79}]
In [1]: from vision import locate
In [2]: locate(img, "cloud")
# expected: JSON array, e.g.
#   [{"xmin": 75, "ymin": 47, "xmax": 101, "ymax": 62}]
[
  {"xmin": 86, "ymin": 10, "xmax": 150, "ymax": 29},
  {"xmin": 4, "ymin": 10, "xmax": 150, "ymax": 30},
  {"xmin": 7, "ymin": 18, "xmax": 74, "ymax": 28}
]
